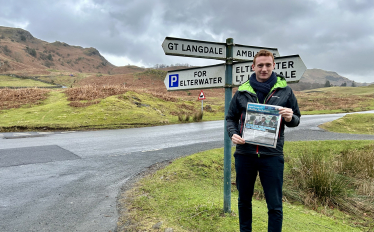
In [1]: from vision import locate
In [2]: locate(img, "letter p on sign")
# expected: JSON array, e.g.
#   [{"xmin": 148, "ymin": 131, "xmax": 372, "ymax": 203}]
[{"xmin": 169, "ymin": 74, "xmax": 179, "ymax": 87}]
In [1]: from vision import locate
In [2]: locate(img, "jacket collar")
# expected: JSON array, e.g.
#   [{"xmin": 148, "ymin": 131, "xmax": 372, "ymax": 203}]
[{"xmin": 238, "ymin": 73, "xmax": 287, "ymax": 94}]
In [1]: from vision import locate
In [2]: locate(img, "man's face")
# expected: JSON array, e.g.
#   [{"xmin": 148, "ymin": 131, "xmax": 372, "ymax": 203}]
[{"xmin": 252, "ymin": 56, "xmax": 275, "ymax": 82}]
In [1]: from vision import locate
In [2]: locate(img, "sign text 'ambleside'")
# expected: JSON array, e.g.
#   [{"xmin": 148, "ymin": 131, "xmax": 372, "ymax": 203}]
[{"xmin": 233, "ymin": 45, "xmax": 280, "ymax": 61}]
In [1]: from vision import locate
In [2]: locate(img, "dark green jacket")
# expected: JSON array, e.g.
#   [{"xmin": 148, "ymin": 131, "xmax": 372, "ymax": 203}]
[{"xmin": 226, "ymin": 73, "xmax": 301, "ymax": 156}]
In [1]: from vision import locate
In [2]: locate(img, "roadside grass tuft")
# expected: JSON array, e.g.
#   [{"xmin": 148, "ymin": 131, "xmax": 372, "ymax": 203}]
[
  {"xmin": 284, "ymin": 141, "xmax": 374, "ymax": 229},
  {"xmin": 118, "ymin": 140, "xmax": 374, "ymax": 232},
  {"xmin": 192, "ymin": 110, "xmax": 203, "ymax": 122}
]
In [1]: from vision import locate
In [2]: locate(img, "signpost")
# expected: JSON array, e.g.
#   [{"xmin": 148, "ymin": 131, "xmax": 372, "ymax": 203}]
[{"xmin": 162, "ymin": 37, "xmax": 307, "ymax": 213}]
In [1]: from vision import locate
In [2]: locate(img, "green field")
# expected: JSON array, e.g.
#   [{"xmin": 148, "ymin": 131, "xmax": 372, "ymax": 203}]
[
  {"xmin": 1, "ymin": 83, "xmax": 373, "ymax": 131},
  {"xmin": 0, "ymin": 75, "xmax": 373, "ymax": 133},
  {"xmin": 0, "ymin": 75, "xmax": 56, "ymax": 87},
  {"xmin": 37, "ymin": 73, "xmax": 88, "ymax": 87},
  {"xmin": 304, "ymin": 85, "xmax": 374, "ymax": 95},
  {"xmin": 0, "ymin": 89, "xmax": 224, "ymax": 131}
]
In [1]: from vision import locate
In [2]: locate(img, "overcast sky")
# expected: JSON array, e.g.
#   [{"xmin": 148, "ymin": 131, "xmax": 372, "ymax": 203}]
[{"xmin": 0, "ymin": 0, "xmax": 373, "ymax": 83}]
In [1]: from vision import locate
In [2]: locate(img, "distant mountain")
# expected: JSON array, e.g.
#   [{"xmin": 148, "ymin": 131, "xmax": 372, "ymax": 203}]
[
  {"xmin": 301, "ymin": 69, "xmax": 369, "ymax": 86},
  {"xmin": 288, "ymin": 69, "xmax": 371, "ymax": 91},
  {"xmin": 0, "ymin": 26, "xmax": 133, "ymax": 76}
]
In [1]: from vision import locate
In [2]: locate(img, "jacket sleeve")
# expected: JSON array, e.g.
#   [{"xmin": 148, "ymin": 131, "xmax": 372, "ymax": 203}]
[
  {"xmin": 225, "ymin": 91, "xmax": 241, "ymax": 138},
  {"xmin": 284, "ymin": 88, "xmax": 301, "ymax": 128}
]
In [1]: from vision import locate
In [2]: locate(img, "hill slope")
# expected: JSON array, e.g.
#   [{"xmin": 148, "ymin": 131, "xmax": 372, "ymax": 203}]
[{"xmin": 0, "ymin": 26, "xmax": 125, "ymax": 75}]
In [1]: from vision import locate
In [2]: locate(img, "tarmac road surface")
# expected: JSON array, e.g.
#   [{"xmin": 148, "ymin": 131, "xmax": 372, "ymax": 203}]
[{"xmin": 0, "ymin": 111, "xmax": 373, "ymax": 231}]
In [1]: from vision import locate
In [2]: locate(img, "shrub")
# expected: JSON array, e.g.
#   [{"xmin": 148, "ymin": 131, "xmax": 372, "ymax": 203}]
[
  {"xmin": 64, "ymin": 85, "xmax": 128, "ymax": 107},
  {"xmin": 192, "ymin": 111, "xmax": 203, "ymax": 122},
  {"xmin": 0, "ymin": 88, "xmax": 50, "ymax": 110},
  {"xmin": 288, "ymin": 152, "xmax": 348, "ymax": 205},
  {"xmin": 2, "ymin": 45, "xmax": 12, "ymax": 55},
  {"xmin": 338, "ymin": 146, "xmax": 374, "ymax": 178},
  {"xmin": 44, "ymin": 61, "xmax": 54, "ymax": 68},
  {"xmin": 178, "ymin": 114, "xmax": 190, "ymax": 122},
  {"xmin": 25, "ymin": 46, "xmax": 37, "ymax": 57}
]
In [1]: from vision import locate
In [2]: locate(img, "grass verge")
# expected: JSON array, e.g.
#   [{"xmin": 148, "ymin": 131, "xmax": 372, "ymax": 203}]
[
  {"xmin": 319, "ymin": 113, "xmax": 374, "ymax": 134},
  {"xmin": 117, "ymin": 140, "xmax": 374, "ymax": 232}
]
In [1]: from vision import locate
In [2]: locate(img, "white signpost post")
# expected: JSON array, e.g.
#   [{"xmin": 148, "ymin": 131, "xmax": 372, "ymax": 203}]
[{"xmin": 162, "ymin": 37, "xmax": 306, "ymax": 213}]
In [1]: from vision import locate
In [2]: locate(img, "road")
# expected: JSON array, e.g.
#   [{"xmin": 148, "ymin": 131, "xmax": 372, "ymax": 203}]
[{"xmin": 1, "ymin": 111, "xmax": 373, "ymax": 232}]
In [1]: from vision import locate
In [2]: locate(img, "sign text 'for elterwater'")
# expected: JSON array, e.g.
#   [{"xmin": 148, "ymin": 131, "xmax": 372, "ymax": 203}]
[{"xmin": 164, "ymin": 64, "xmax": 226, "ymax": 91}]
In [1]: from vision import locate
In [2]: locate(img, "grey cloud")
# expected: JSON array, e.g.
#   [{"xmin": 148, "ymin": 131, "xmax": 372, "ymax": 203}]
[{"xmin": 0, "ymin": 0, "xmax": 373, "ymax": 82}]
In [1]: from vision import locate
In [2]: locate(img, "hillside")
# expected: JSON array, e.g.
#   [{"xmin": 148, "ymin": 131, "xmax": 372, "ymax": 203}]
[{"xmin": 0, "ymin": 26, "xmax": 137, "ymax": 76}]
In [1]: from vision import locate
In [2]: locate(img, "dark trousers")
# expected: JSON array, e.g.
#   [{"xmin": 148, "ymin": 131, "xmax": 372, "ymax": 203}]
[{"xmin": 234, "ymin": 153, "xmax": 284, "ymax": 232}]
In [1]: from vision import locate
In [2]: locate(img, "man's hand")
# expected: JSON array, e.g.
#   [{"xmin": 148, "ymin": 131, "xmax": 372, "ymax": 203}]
[
  {"xmin": 278, "ymin": 107, "xmax": 293, "ymax": 122},
  {"xmin": 232, "ymin": 134, "xmax": 245, "ymax": 145}
]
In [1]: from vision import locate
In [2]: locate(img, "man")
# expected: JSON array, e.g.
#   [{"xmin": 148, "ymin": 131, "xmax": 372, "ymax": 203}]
[
  {"xmin": 269, "ymin": 116, "xmax": 278, "ymax": 128},
  {"xmin": 257, "ymin": 116, "xmax": 268, "ymax": 126},
  {"xmin": 226, "ymin": 49, "xmax": 300, "ymax": 232}
]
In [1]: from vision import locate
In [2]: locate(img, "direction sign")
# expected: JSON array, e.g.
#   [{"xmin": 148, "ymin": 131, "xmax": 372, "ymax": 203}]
[
  {"xmin": 233, "ymin": 44, "xmax": 280, "ymax": 61},
  {"xmin": 162, "ymin": 37, "xmax": 226, "ymax": 60},
  {"xmin": 232, "ymin": 55, "xmax": 307, "ymax": 86},
  {"xmin": 164, "ymin": 64, "xmax": 225, "ymax": 91}
]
